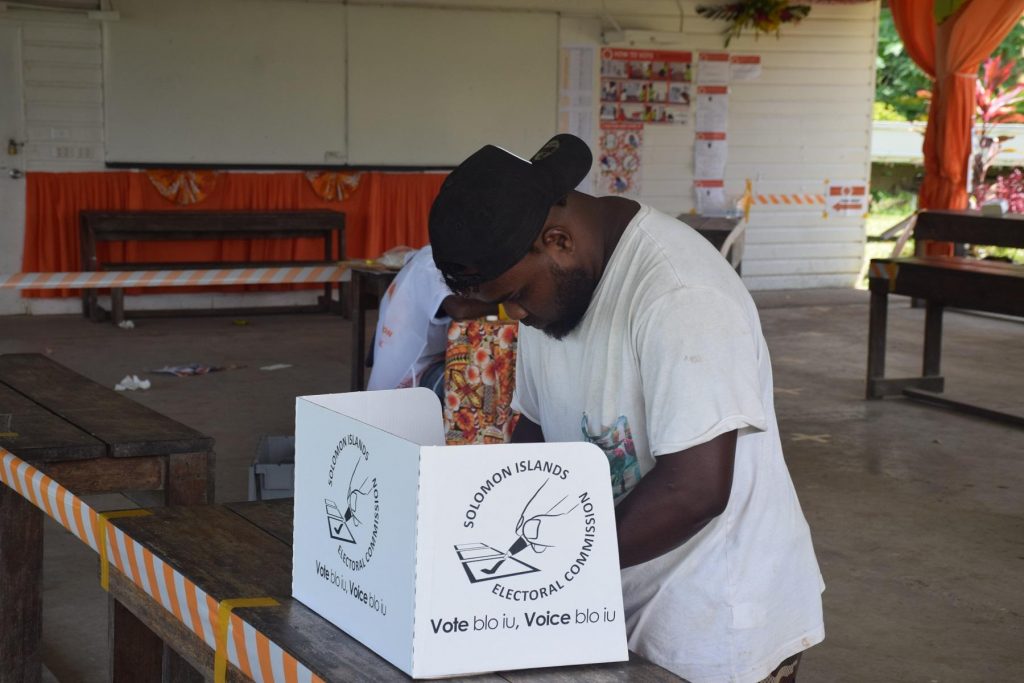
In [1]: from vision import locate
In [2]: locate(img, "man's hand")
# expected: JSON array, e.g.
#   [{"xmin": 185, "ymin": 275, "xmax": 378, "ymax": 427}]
[{"xmin": 615, "ymin": 430, "xmax": 736, "ymax": 568}]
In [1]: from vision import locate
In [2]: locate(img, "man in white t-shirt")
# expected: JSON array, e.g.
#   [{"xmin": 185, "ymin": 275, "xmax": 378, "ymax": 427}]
[
  {"xmin": 367, "ymin": 245, "xmax": 494, "ymax": 398},
  {"xmin": 428, "ymin": 134, "xmax": 824, "ymax": 683}
]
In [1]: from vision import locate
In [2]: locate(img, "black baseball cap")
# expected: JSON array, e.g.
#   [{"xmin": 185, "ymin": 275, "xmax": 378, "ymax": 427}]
[{"xmin": 429, "ymin": 133, "xmax": 593, "ymax": 292}]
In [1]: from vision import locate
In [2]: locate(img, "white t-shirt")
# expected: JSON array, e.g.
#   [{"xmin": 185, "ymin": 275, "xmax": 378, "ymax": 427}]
[
  {"xmin": 367, "ymin": 246, "xmax": 452, "ymax": 391},
  {"xmin": 511, "ymin": 205, "xmax": 824, "ymax": 683}
]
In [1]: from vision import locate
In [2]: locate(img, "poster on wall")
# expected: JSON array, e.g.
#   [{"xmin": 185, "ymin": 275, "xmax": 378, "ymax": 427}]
[
  {"xmin": 599, "ymin": 122, "xmax": 643, "ymax": 198},
  {"xmin": 695, "ymin": 131, "xmax": 727, "ymax": 179},
  {"xmin": 559, "ymin": 45, "xmax": 598, "ymax": 193},
  {"xmin": 695, "ymin": 179, "xmax": 728, "ymax": 215},
  {"xmin": 599, "ymin": 48, "xmax": 692, "ymax": 125},
  {"xmin": 697, "ymin": 52, "xmax": 730, "ymax": 84},
  {"xmin": 730, "ymin": 54, "xmax": 762, "ymax": 81},
  {"xmin": 695, "ymin": 85, "xmax": 729, "ymax": 132},
  {"xmin": 825, "ymin": 181, "xmax": 869, "ymax": 217}
]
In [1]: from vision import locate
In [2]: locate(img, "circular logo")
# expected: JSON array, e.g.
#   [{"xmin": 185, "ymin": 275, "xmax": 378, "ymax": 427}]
[
  {"xmin": 454, "ymin": 460, "xmax": 599, "ymax": 602},
  {"xmin": 324, "ymin": 434, "xmax": 380, "ymax": 571}
]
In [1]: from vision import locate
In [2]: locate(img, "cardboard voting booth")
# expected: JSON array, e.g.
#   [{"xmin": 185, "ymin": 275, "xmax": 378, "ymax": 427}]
[{"xmin": 292, "ymin": 389, "xmax": 628, "ymax": 678}]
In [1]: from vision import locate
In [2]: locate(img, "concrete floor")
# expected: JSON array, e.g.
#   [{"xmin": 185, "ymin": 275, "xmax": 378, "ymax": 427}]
[{"xmin": 2, "ymin": 288, "xmax": 1022, "ymax": 682}]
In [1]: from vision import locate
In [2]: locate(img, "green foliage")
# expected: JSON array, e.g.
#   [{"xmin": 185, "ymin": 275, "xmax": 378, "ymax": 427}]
[
  {"xmin": 696, "ymin": 1, "xmax": 811, "ymax": 47},
  {"xmin": 991, "ymin": 17, "xmax": 1024, "ymax": 66},
  {"xmin": 869, "ymin": 189, "xmax": 918, "ymax": 216},
  {"xmin": 872, "ymin": 101, "xmax": 906, "ymax": 121},
  {"xmin": 875, "ymin": 8, "xmax": 931, "ymax": 121}
]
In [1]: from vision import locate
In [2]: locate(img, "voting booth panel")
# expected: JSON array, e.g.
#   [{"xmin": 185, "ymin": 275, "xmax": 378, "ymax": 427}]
[{"xmin": 293, "ymin": 388, "xmax": 627, "ymax": 678}]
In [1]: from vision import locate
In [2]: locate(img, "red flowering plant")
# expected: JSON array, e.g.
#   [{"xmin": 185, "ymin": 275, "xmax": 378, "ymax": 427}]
[
  {"xmin": 985, "ymin": 168, "xmax": 1024, "ymax": 214},
  {"xmin": 971, "ymin": 56, "xmax": 1024, "ymax": 196}
]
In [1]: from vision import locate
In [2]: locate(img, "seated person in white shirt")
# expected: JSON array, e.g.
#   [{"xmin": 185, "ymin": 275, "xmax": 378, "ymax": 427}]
[{"xmin": 366, "ymin": 245, "xmax": 495, "ymax": 399}]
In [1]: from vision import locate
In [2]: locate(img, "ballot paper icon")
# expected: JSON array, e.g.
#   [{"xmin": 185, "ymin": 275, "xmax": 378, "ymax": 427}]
[
  {"xmin": 325, "ymin": 498, "xmax": 356, "ymax": 544},
  {"xmin": 455, "ymin": 543, "xmax": 539, "ymax": 583}
]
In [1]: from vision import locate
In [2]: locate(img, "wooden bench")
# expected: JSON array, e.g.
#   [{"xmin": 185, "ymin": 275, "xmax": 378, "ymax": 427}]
[
  {"xmin": 106, "ymin": 499, "xmax": 682, "ymax": 682},
  {"xmin": 866, "ymin": 209, "xmax": 1024, "ymax": 425},
  {"xmin": 80, "ymin": 210, "xmax": 346, "ymax": 324},
  {"xmin": 0, "ymin": 353, "xmax": 214, "ymax": 682}
]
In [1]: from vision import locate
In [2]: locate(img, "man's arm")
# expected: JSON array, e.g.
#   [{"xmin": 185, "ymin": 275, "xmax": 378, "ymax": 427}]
[
  {"xmin": 615, "ymin": 430, "xmax": 736, "ymax": 569},
  {"xmin": 510, "ymin": 415, "xmax": 545, "ymax": 443}
]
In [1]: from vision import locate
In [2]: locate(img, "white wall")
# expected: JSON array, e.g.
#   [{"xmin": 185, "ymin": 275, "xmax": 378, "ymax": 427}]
[
  {"xmin": 0, "ymin": 0, "xmax": 880, "ymax": 315},
  {"xmin": 582, "ymin": 0, "xmax": 879, "ymax": 290},
  {"xmin": 1, "ymin": 13, "xmax": 106, "ymax": 315},
  {"xmin": 0, "ymin": 22, "xmax": 26, "ymax": 315}
]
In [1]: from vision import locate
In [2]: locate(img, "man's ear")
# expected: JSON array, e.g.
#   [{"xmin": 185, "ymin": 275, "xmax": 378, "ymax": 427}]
[{"xmin": 539, "ymin": 224, "xmax": 574, "ymax": 255}]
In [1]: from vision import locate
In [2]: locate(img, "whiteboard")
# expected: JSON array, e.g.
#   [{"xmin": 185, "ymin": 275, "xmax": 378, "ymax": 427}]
[
  {"xmin": 105, "ymin": 0, "xmax": 347, "ymax": 165},
  {"xmin": 346, "ymin": 5, "xmax": 558, "ymax": 167}
]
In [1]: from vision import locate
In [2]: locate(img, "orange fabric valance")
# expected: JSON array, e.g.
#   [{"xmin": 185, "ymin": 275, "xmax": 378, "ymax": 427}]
[
  {"xmin": 21, "ymin": 170, "xmax": 446, "ymax": 298},
  {"xmin": 890, "ymin": 0, "xmax": 1024, "ymax": 255}
]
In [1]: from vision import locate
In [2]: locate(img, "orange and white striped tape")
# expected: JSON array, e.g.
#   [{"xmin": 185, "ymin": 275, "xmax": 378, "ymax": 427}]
[
  {"xmin": 751, "ymin": 193, "xmax": 826, "ymax": 207},
  {"xmin": 0, "ymin": 264, "xmax": 352, "ymax": 290},
  {"xmin": 869, "ymin": 261, "xmax": 901, "ymax": 292},
  {"xmin": 0, "ymin": 447, "xmax": 326, "ymax": 683}
]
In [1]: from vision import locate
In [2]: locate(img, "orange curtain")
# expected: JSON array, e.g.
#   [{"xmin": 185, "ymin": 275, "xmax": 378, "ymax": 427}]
[
  {"xmin": 21, "ymin": 170, "xmax": 445, "ymax": 298},
  {"xmin": 890, "ymin": 2, "xmax": 936, "ymax": 77},
  {"xmin": 890, "ymin": 0, "xmax": 1024, "ymax": 255}
]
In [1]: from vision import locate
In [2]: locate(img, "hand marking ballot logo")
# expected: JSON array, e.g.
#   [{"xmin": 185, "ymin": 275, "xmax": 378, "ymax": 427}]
[
  {"xmin": 456, "ymin": 479, "xmax": 578, "ymax": 583},
  {"xmin": 456, "ymin": 461, "xmax": 601, "ymax": 602}
]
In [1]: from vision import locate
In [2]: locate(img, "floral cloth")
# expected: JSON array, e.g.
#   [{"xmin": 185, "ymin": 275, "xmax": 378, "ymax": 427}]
[{"xmin": 443, "ymin": 320, "xmax": 519, "ymax": 445}]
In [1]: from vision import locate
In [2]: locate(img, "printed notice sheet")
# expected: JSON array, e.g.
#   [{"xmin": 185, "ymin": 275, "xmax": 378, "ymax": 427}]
[
  {"xmin": 560, "ymin": 45, "xmax": 597, "ymax": 192},
  {"xmin": 698, "ymin": 52, "xmax": 730, "ymax": 84},
  {"xmin": 695, "ymin": 86, "xmax": 729, "ymax": 131},
  {"xmin": 695, "ymin": 132, "xmax": 727, "ymax": 179},
  {"xmin": 730, "ymin": 54, "xmax": 762, "ymax": 81},
  {"xmin": 695, "ymin": 179, "xmax": 728, "ymax": 215}
]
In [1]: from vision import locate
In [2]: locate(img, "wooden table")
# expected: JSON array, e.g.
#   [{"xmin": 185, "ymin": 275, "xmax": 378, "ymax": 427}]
[
  {"xmin": 0, "ymin": 353, "xmax": 215, "ymax": 682},
  {"xmin": 866, "ymin": 210, "xmax": 1024, "ymax": 426},
  {"xmin": 676, "ymin": 214, "xmax": 744, "ymax": 273},
  {"xmin": 348, "ymin": 265, "xmax": 399, "ymax": 391},
  {"xmin": 106, "ymin": 499, "xmax": 681, "ymax": 682}
]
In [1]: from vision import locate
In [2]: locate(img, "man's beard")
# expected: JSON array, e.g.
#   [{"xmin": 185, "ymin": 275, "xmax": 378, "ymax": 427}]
[{"xmin": 539, "ymin": 263, "xmax": 598, "ymax": 340}]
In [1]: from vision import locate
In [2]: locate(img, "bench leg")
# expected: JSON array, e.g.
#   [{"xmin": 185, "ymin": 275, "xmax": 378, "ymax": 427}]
[
  {"xmin": 866, "ymin": 279, "xmax": 889, "ymax": 399},
  {"xmin": 83, "ymin": 288, "xmax": 107, "ymax": 322},
  {"xmin": 0, "ymin": 485, "xmax": 43, "ymax": 683},
  {"xmin": 81, "ymin": 289, "xmax": 92, "ymax": 318},
  {"xmin": 164, "ymin": 645, "xmax": 205, "ymax": 683},
  {"xmin": 350, "ymin": 271, "xmax": 366, "ymax": 391},
  {"xmin": 922, "ymin": 300, "xmax": 943, "ymax": 379},
  {"xmin": 111, "ymin": 288, "xmax": 125, "ymax": 326},
  {"xmin": 166, "ymin": 452, "xmax": 214, "ymax": 506},
  {"xmin": 109, "ymin": 597, "xmax": 163, "ymax": 683}
]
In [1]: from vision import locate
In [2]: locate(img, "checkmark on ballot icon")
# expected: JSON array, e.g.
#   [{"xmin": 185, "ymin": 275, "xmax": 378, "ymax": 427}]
[{"xmin": 325, "ymin": 498, "xmax": 356, "ymax": 544}]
